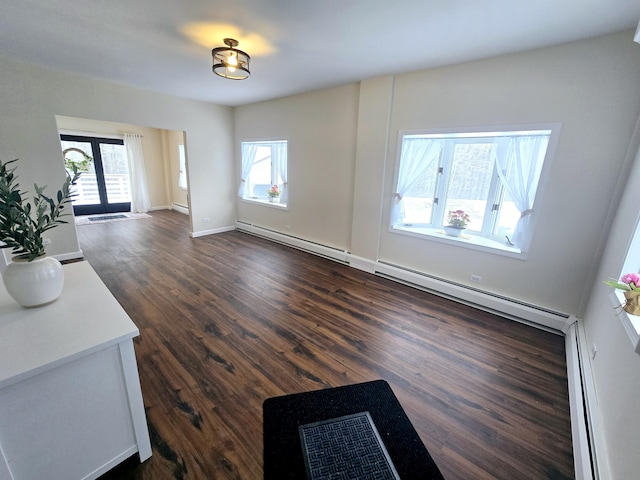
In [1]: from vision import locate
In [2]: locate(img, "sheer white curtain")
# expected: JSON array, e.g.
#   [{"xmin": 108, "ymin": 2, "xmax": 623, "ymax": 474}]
[
  {"xmin": 124, "ymin": 133, "xmax": 151, "ymax": 213},
  {"xmin": 494, "ymin": 135, "xmax": 549, "ymax": 247},
  {"xmin": 272, "ymin": 142, "xmax": 288, "ymax": 203},
  {"xmin": 238, "ymin": 143, "xmax": 258, "ymax": 197},
  {"xmin": 392, "ymin": 138, "xmax": 444, "ymax": 225}
]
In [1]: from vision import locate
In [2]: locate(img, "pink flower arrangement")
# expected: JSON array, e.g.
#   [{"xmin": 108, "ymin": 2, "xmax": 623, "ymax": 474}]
[
  {"xmin": 604, "ymin": 273, "xmax": 640, "ymax": 291},
  {"xmin": 446, "ymin": 210, "xmax": 471, "ymax": 229},
  {"xmin": 267, "ymin": 185, "xmax": 280, "ymax": 198}
]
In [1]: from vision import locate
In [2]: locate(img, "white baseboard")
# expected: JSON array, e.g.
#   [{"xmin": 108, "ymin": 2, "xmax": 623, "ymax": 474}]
[
  {"xmin": 567, "ymin": 320, "xmax": 611, "ymax": 480},
  {"xmin": 171, "ymin": 204, "xmax": 189, "ymax": 215},
  {"xmin": 150, "ymin": 205, "xmax": 171, "ymax": 211},
  {"xmin": 54, "ymin": 250, "xmax": 84, "ymax": 263},
  {"xmin": 347, "ymin": 254, "xmax": 377, "ymax": 274},
  {"xmin": 191, "ymin": 225, "xmax": 235, "ymax": 238}
]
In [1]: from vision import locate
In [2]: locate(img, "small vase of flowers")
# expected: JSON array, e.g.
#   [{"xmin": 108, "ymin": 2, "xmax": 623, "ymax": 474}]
[
  {"xmin": 444, "ymin": 210, "xmax": 470, "ymax": 237},
  {"xmin": 604, "ymin": 273, "xmax": 640, "ymax": 315},
  {"xmin": 267, "ymin": 185, "xmax": 280, "ymax": 203}
]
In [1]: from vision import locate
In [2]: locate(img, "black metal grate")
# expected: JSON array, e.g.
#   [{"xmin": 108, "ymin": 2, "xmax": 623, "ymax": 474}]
[{"xmin": 299, "ymin": 412, "xmax": 400, "ymax": 480}]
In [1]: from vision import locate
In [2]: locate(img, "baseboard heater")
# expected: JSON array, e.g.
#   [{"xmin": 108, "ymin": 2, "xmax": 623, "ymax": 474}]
[
  {"xmin": 566, "ymin": 321, "xmax": 610, "ymax": 479},
  {"xmin": 171, "ymin": 203, "xmax": 189, "ymax": 215},
  {"xmin": 374, "ymin": 260, "xmax": 571, "ymax": 333},
  {"xmin": 235, "ymin": 221, "xmax": 349, "ymax": 263}
]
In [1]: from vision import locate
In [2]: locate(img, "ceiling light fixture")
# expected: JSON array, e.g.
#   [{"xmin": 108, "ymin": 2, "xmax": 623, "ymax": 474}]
[{"xmin": 212, "ymin": 38, "xmax": 250, "ymax": 80}]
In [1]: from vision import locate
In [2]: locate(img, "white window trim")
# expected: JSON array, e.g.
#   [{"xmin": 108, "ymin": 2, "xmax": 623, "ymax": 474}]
[
  {"xmin": 240, "ymin": 197, "xmax": 288, "ymax": 209},
  {"xmin": 389, "ymin": 122, "xmax": 561, "ymax": 257},
  {"xmin": 391, "ymin": 224, "xmax": 525, "ymax": 259},
  {"xmin": 607, "ymin": 192, "xmax": 640, "ymax": 355},
  {"xmin": 178, "ymin": 144, "xmax": 188, "ymax": 191}
]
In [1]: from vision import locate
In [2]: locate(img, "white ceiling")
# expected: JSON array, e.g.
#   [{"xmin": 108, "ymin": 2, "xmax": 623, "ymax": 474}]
[{"xmin": 1, "ymin": 0, "xmax": 639, "ymax": 107}]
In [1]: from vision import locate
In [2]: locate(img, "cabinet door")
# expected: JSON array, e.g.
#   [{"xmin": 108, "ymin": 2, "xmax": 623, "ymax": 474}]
[{"xmin": 0, "ymin": 346, "xmax": 136, "ymax": 480}]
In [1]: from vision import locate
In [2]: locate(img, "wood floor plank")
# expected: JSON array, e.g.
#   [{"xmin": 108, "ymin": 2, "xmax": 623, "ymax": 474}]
[{"xmin": 81, "ymin": 210, "xmax": 574, "ymax": 480}]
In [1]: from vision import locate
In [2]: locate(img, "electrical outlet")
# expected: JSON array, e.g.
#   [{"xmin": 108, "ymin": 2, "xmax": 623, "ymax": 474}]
[
  {"xmin": 202, "ymin": 217, "xmax": 210, "ymax": 223},
  {"xmin": 42, "ymin": 238, "xmax": 51, "ymax": 245},
  {"xmin": 470, "ymin": 274, "xmax": 482, "ymax": 283},
  {"xmin": 591, "ymin": 343, "xmax": 597, "ymax": 359}
]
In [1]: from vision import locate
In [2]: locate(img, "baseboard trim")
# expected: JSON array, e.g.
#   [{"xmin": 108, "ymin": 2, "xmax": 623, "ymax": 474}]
[
  {"xmin": 53, "ymin": 250, "xmax": 84, "ymax": 263},
  {"xmin": 171, "ymin": 203, "xmax": 189, "ymax": 215},
  {"xmin": 191, "ymin": 225, "xmax": 235, "ymax": 238}
]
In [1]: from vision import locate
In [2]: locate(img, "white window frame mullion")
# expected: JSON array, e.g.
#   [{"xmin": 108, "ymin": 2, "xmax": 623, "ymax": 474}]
[
  {"xmin": 481, "ymin": 164, "xmax": 503, "ymax": 236},
  {"xmin": 432, "ymin": 140, "xmax": 453, "ymax": 228}
]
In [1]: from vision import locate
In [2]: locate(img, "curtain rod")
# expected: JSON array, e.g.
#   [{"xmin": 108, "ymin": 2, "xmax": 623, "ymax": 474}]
[{"xmin": 58, "ymin": 129, "xmax": 144, "ymax": 139}]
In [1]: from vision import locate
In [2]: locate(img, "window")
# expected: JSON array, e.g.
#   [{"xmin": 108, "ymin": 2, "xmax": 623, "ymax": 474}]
[
  {"xmin": 391, "ymin": 126, "xmax": 558, "ymax": 255},
  {"xmin": 178, "ymin": 144, "xmax": 187, "ymax": 190},
  {"xmin": 238, "ymin": 140, "xmax": 288, "ymax": 206},
  {"xmin": 609, "ymin": 209, "xmax": 640, "ymax": 354}
]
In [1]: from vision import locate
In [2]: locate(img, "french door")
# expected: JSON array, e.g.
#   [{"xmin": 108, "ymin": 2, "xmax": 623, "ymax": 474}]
[{"xmin": 60, "ymin": 134, "xmax": 131, "ymax": 216}]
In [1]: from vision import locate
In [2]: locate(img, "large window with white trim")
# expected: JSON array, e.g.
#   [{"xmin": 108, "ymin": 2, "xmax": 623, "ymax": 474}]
[
  {"xmin": 391, "ymin": 125, "xmax": 558, "ymax": 254},
  {"xmin": 238, "ymin": 140, "xmax": 288, "ymax": 207}
]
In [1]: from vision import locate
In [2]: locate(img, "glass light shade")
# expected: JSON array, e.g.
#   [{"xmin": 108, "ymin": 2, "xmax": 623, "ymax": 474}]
[{"xmin": 212, "ymin": 40, "xmax": 250, "ymax": 80}]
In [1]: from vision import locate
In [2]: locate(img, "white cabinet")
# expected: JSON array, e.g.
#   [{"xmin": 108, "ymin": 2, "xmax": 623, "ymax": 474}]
[{"xmin": 0, "ymin": 261, "xmax": 151, "ymax": 480}]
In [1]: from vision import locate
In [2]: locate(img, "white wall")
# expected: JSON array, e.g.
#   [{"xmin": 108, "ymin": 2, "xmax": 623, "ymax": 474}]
[
  {"xmin": 235, "ymin": 30, "xmax": 640, "ymax": 320},
  {"xmin": 581, "ymin": 128, "xmax": 640, "ymax": 479},
  {"xmin": 0, "ymin": 55, "xmax": 233, "ymax": 260},
  {"xmin": 234, "ymin": 84, "xmax": 360, "ymax": 250}
]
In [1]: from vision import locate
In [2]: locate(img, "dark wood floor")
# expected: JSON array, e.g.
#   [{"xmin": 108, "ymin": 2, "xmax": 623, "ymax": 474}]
[{"xmin": 79, "ymin": 210, "xmax": 573, "ymax": 480}]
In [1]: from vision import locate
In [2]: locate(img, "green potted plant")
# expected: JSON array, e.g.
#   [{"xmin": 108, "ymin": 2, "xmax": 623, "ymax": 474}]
[{"xmin": 0, "ymin": 158, "xmax": 80, "ymax": 306}]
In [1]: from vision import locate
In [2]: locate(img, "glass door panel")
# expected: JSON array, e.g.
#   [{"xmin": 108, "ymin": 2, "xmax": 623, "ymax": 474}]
[
  {"xmin": 99, "ymin": 143, "xmax": 131, "ymax": 204},
  {"xmin": 60, "ymin": 134, "xmax": 130, "ymax": 215},
  {"xmin": 61, "ymin": 140, "xmax": 100, "ymax": 206}
]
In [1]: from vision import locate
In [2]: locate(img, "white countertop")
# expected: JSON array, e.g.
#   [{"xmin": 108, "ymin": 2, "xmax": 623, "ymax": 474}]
[{"xmin": 0, "ymin": 261, "xmax": 139, "ymax": 389}]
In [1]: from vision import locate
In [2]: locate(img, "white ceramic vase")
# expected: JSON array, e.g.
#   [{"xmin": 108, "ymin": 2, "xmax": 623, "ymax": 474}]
[
  {"xmin": 2, "ymin": 255, "xmax": 64, "ymax": 307},
  {"xmin": 443, "ymin": 225, "xmax": 465, "ymax": 237}
]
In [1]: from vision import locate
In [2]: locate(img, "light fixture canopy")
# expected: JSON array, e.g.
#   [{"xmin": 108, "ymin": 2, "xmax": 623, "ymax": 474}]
[{"xmin": 212, "ymin": 38, "xmax": 250, "ymax": 80}]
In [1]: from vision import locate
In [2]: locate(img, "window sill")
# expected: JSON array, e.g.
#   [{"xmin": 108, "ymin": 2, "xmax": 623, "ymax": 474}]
[
  {"xmin": 391, "ymin": 225, "xmax": 525, "ymax": 259},
  {"xmin": 241, "ymin": 197, "xmax": 288, "ymax": 209},
  {"xmin": 609, "ymin": 290, "xmax": 640, "ymax": 355}
]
